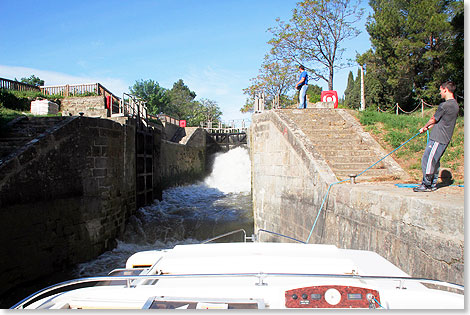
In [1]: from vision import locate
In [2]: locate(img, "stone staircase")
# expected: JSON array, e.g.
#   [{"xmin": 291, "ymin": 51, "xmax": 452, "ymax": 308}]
[
  {"xmin": 279, "ymin": 108, "xmax": 407, "ymax": 181},
  {"xmin": 0, "ymin": 116, "xmax": 70, "ymax": 163}
]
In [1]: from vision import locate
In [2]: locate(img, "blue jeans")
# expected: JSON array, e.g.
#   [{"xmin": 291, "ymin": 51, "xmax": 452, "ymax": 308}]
[{"xmin": 298, "ymin": 85, "xmax": 308, "ymax": 109}]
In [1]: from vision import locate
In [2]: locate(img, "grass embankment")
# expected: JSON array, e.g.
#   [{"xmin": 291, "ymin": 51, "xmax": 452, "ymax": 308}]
[
  {"xmin": 0, "ymin": 90, "xmax": 63, "ymax": 133},
  {"xmin": 353, "ymin": 109, "xmax": 464, "ymax": 185}
]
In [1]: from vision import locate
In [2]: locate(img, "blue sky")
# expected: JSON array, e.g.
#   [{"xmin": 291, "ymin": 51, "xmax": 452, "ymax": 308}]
[{"xmin": 0, "ymin": 0, "xmax": 372, "ymax": 122}]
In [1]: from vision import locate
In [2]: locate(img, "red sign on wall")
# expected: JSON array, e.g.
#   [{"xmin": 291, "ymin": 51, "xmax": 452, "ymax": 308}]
[
  {"xmin": 179, "ymin": 120, "xmax": 187, "ymax": 128},
  {"xmin": 321, "ymin": 90, "xmax": 338, "ymax": 109}
]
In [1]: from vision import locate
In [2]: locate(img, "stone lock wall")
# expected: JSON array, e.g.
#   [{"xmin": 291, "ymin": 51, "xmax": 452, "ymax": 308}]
[
  {"xmin": 0, "ymin": 103, "xmax": 214, "ymax": 303},
  {"xmin": 0, "ymin": 116, "xmax": 136, "ymax": 296},
  {"xmin": 60, "ymin": 96, "xmax": 108, "ymax": 117},
  {"xmin": 159, "ymin": 140, "xmax": 206, "ymax": 189},
  {"xmin": 251, "ymin": 110, "xmax": 464, "ymax": 286}
]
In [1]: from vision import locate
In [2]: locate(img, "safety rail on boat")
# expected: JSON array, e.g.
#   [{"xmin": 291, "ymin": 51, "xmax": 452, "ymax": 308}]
[
  {"xmin": 202, "ymin": 229, "xmax": 252, "ymax": 244},
  {"xmin": 11, "ymin": 273, "xmax": 464, "ymax": 309},
  {"xmin": 201, "ymin": 228, "xmax": 305, "ymax": 244}
]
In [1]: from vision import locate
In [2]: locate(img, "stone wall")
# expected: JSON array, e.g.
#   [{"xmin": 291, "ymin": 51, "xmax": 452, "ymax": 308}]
[
  {"xmin": 60, "ymin": 96, "xmax": 108, "ymax": 117},
  {"xmin": 251, "ymin": 110, "xmax": 464, "ymax": 285},
  {"xmin": 0, "ymin": 116, "xmax": 136, "ymax": 296},
  {"xmin": 159, "ymin": 140, "xmax": 206, "ymax": 188}
]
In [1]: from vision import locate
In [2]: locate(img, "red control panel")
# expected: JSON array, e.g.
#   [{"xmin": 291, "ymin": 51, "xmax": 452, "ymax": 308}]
[{"xmin": 285, "ymin": 285, "xmax": 381, "ymax": 308}]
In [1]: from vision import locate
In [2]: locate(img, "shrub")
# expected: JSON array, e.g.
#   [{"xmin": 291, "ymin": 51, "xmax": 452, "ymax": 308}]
[{"xmin": 0, "ymin": 89, "xmax": 63, "ymax": 111}]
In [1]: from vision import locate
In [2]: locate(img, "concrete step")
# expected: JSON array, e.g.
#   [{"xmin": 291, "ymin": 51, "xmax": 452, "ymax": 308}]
[
  {"xmin": 329, "ymin": 161, "xmax": 386, "ymax": 170},
  {"xmin": 302, "ymin": 128, "xmax": 352, "ymax": 134},
  {"xmin": 324, "ymin": 155, "xmax": 382, "ymax": 164},
  {"xmin": 307, "ymin": 135, "xmax": 363, "ymax": 143},
  {"xmin": 333, "ymin": 168, "xmax": 392, "ymax": 177},
  {"xmin": 15, "ymin": 117, "xmax": 65, "ymax": 127},
  {"xmin": 280, "ymin": 108, "xmax": 406, "ymax": 182},
  {"xmin": 313, "ymin": 143, "xmax": 371, "ymax": 151},
  {"xmin": 327, "ymin": 160, "xmax": 385, "ymax": 169},
  {"xmin": 0, "ymin": 117, "xmax": 67, "ymax": 160},
  {"xmin": 298, "ymin": 120, "xmax": 346, "ymax": 127},
  {"xmin": 312, "ymin": 142, "xmax": 367, "ymax": 150},
  {"xmin": 319, "ymin": 149, "xmax": 376, "ymax": 157}
]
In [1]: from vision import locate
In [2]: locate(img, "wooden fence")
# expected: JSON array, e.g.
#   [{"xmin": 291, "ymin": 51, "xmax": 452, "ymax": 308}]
[
  {"xmin": 0, "ymin": 77, "xmax": 41, "ymax": 92},
  {"xmin": 40, "ymin": 83, "xmax": 120, "ymax": 104},
  {"xmin": 1, "ymin": 78, "xmax": 120, "ymax": 104}
]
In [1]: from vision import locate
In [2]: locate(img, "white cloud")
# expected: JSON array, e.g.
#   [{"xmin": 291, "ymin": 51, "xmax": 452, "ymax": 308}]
[{"xmin": 0, "ymin": 65, "xmax": 130, "ymax": 97}]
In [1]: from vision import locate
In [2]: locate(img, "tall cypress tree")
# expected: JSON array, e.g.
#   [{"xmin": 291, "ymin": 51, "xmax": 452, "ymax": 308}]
[{"xmin": 344, "ymin": 71, "xmax": 355, "ymax": 108}]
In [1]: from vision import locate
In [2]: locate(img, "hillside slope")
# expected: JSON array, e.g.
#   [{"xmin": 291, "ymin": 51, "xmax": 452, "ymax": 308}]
[{"xmin": 351, "ymin": 109, "xmax": 464, "ymax": 185}]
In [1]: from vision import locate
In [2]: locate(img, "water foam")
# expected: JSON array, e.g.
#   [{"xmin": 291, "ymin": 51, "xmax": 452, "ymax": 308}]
[{"xmin": 204, "ymin": 147, "xmax": 251, "ymax": 194}]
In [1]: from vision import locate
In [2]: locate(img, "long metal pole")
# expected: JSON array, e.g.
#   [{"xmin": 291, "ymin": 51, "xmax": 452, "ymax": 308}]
[{"xmin": 360, "ymin": 65, "xmax": 365, "ymax": 111}]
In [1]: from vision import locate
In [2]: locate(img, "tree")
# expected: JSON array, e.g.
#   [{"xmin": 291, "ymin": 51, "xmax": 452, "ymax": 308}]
[
  {"xmin": 129, "ymin": 79, "xmax": 169, "ymax": 115},
  {"xmin": 364, "ymin": 0, "xmax": 462, "ymax": 110},
  {"xmin": 445, "ymin": 0, "xmax": 464, "ymax": 103},
  {"xmin": 306, "ymin": 84, "xmax": 322, "ymax": 103},
  {"xmin": 356, "ymin": 50, "xmax": 392, "ymax": 110},
  {"xmin": 166, "ymin": 79, "xmax": 199, "ymax": 122},
  {"xmin": 198, "ymin": 98, "xmax": 222, "ymax": 123},
  {"xmin": 19, "ymin": 75, "xmax": 44, "ymax": 87},
  {"xmin": 343, "ymin": 69, "xmax": 362, "ymax": 109},
  {"xmin": 241, "ymin": 55, "xmax": 297, "ymax": 113},
  {"xmin": 268, "ymin": 0, "xmax": 364, "ymax": 91},
  {"xmin": 130, "ymin": 79, "xmax": 223, "ymax": 126},
  {"xmin": 343, "ymin": 71, "xmax": 355, "ymax": 107}
]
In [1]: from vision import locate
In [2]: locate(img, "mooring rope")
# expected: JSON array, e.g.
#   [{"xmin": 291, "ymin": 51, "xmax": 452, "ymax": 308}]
[{"xmin": 306, "ymin": 131, "xmax": 422, "ymax": 244}]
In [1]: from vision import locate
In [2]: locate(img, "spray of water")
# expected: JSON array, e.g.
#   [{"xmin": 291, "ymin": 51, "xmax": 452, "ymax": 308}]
[
  {"xmin": 204, "ymin": 147, "xmax": 251, "ymax": 194},
  {"xmin": 73, "ymin": 147, "xmax": 253, "ymax": 277}
]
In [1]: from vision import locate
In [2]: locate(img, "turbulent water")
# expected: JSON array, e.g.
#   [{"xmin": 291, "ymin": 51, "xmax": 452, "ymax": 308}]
[{"xmin": 73, "ymin": 147, "xmax": 253, "ymax": 277}]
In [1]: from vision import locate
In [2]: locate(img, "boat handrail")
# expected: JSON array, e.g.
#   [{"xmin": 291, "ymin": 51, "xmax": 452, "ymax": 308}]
[
  {"xmin": 201, "ymin": 229, "xmax": 248, "ymax": 244},
  {"xmin": 11, "ymin": 272, "xmax": 464, "ymax": 309},
  {"xmin": 201, "ymin": 229, "xmax": 306, "ymax": 244}
]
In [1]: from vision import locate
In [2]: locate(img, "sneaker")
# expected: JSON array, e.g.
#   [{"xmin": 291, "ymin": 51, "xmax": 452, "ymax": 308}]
[{"xmin": 413, "ymin": 184, "xmax": 432, "ymax": 192}]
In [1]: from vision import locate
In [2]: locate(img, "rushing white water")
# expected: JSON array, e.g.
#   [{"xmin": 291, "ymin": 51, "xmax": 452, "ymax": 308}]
[
  {"xmin": 73, "ymin": 147, "xmax": 253, "ymax": 277},
  {"xmin": 204, "ymin": 147, "xmax": 251, "ymax": 194}
]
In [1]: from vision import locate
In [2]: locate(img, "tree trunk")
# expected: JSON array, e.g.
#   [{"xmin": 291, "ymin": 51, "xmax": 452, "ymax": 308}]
[{"xmin": 328, "ymin": 67, "xmax": 334, "ymax": 91}]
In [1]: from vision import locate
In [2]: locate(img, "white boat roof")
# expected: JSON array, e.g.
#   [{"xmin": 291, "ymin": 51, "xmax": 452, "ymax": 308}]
[
  {"xmin": 22, "ymin": 242, "xmax": 464, "ymax": 310},
  {"xmin": 127, "ymin": 242, "xmax": 410, "ymax": 277}
]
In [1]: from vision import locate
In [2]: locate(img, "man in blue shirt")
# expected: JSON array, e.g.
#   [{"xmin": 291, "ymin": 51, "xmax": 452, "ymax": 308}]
[{"xmin": 295, "ymin": 65, "xmax": 309, "ymax": 109}]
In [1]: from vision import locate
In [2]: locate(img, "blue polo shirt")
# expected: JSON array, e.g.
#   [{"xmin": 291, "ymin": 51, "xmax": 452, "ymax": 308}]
[{"xmin": 299, "ymin": 71, "xmax": 308, "ymax": 86}]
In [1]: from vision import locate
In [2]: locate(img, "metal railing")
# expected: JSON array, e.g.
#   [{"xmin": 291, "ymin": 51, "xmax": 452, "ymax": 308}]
[
  {"xmin": 11, "ymin": 272, "xmax": 464, "ymax": 309},
  {"xmin": 202, "ymin": 229, "xmax": 251, "ymax": 244},
  {"xmin": 9, "ymin": 228, "xmax": 465, "ymax": 309},
  {"xmin": 119, "ymin": 93, "xmax": 148, "ymax": 129},
  {"xmin": 200, "ymin": 119, "xmax": 250, "ymax": 134},
  {"xmin": 157, "ymin": 114, "xmax": 180, "ymax": 126}
]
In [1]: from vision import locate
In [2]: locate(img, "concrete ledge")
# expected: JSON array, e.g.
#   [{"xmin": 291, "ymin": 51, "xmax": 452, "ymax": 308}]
[{"xmin": 323, "ymin": 183, "xmax": 464, "ymax": 284}]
